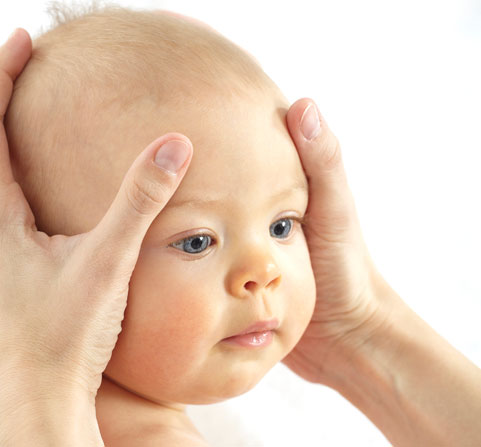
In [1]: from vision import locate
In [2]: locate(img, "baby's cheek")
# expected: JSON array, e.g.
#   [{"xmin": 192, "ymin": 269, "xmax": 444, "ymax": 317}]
[
  {"xmin": 282, "ymin": 245, "xmax": 317, "ymax": 348},
  {"xmin": 105, "ymin": 255, "xmax": 223, "ymax": 396},
  {"xmin": 133, "ymin": 287, "xmax": 218, "ymax": 367},
  {"xmin": 141, "ymin": 291, "xmax": 215, "ymax": 358}
]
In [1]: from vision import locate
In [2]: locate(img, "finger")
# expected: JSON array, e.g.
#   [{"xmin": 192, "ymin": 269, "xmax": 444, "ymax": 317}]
[
  {"xmin": 85, "ymin": 133, "xmax": 193, "ymax": 280},
  {"xmin": 0, "ymin": 28, "xmax": 31, "ymax": 117},
  {"xmin": 0, "ymin": 28, "xmax": 32, "ymax": 187},
  {"xmin": 286, "ymin": 98, "xmax": 359, "ymax": 235}
]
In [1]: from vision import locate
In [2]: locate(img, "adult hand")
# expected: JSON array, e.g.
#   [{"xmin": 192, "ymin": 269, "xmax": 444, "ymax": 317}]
[
  {"xmin": 281, "ymin": 98, "xmax": 398, "ymax": 386},
  {"xmin": 281, "ymin": 99, "xmax": 481, "ymax": 447},
  {"xmin": 0, "ymin": 29, "xmax": 193, "ymax": 406}
]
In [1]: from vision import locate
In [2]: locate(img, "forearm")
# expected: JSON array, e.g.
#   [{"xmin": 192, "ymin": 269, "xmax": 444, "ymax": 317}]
[
  {"xmin": 329, "ymin": 280, "xmax": 481, "ymax": 446},
  {"xmin": 0, "ymin": 368, "xmax": 104, "ymax": 447}
]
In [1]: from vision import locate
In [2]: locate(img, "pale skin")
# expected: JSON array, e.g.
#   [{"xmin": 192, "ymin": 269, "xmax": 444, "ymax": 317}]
[
  {"xmin": 1, "ymin": 27, "xmax": 481, "ymax": 447},
  {"xmin": 94, "ymin": 85, "xmax": 316, "ymax": 443}
]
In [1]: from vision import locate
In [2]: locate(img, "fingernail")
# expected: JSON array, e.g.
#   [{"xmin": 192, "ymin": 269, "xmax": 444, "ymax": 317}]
[
  {"xmin": 154, "ymin": 140, "xmax": 190, "ymax": 173},
  {"xmin": 300, "ymin": 103, "xmax": 321, "ymax": 141}
]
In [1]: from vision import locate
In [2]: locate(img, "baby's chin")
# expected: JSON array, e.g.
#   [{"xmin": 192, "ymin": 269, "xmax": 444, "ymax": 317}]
[
  {"xmin": 165, "ymin": 368, "xmax": 272, "ymax": 406},
  {"xmin": 176, "ymin": 343, "xmax": 287, "ymax": 405},
  {"xmin": 185, "ymin": 370, "xmax": 270, "ymax": 405},
  {"xmin": 141, "ymin": 358, "xmax": 280, "ymax": 406}
]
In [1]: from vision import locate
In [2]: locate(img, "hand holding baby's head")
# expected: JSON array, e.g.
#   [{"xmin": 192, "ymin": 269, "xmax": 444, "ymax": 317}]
[{"xmin": 6, "ymin": 5, "xmax": 315, "ymax": 410}]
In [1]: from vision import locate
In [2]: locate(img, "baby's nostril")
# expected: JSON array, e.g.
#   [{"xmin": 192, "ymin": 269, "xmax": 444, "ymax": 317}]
[{"xmin": 244, "ymin": 281, "xmax": 256, "ymax": 292}]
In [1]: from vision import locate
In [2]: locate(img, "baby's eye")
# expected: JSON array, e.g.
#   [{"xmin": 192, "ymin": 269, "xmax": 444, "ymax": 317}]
[
  {"xmin": 270, "ymin": 218, "xmax": 294, "ymax": 239},
  {"xmin": 169, "ymin": 218, "xmax": 299, "ymax": 255},
  {"xmin": 170, "ymin": 235, "xmax": 213, "ymax": 254}
]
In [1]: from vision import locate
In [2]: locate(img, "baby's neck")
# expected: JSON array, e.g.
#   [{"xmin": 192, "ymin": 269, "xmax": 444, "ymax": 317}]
[{"xmin": 96, "ymin": 376, "xmax": 207, "ymax": 446}]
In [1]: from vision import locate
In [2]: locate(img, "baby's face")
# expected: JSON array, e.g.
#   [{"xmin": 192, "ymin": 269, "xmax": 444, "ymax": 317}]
[{"xmin": 102, "ymin": 91, "xmax": 316, "ymax": 405}]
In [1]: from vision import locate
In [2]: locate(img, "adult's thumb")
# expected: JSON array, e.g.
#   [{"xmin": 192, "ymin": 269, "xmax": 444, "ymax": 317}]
[
  {"xmin": 86, "ymin": 133, "xmax": 192, "ymax": 274},
  {"xmin": 286, "ymin": 98, "xmax": 359, "ymax": 236}
]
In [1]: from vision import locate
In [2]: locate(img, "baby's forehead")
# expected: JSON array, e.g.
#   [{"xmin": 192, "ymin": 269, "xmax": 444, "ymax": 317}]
[
  {"xmin": 143, "ymin": 96, "xmax": 305, "ymax": 205},
  {"xmin": 7, "ymin": 5, "xmax": 293, "ymax": 235}
]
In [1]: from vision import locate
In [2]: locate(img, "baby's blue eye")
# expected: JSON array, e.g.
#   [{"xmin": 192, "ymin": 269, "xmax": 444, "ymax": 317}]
[
  {"xmin": 270, "ymin": 218, "xmax": 293, "ymax": 239},
  {"xmin": 171, "ymin": 235, "xmax": 212, "ymax": 254},
  {"xmin": 170, "ymin": 218, "xmax": 295, "ymax": 255}
]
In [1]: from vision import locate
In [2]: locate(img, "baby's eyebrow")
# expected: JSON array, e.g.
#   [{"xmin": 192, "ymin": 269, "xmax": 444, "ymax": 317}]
[{"xmin": 167, "ymin": 179, "xmax": 308, "ymax": 210}]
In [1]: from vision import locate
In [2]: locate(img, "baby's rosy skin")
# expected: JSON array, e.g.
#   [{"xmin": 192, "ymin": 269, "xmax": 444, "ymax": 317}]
[{"xmin": 94, "ymin": 92, "xmax": 316, "ymax": 439}]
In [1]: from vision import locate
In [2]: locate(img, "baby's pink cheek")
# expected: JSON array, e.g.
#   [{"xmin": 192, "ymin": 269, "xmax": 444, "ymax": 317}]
[{"xmin": 134, "ymin": 288, "xmax": 221, "ymax": 361}]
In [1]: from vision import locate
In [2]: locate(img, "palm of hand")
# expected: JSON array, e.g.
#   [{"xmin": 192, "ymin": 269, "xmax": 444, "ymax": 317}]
[
  {"xmin": 1, "ymin": 182, "xmax": 129, "ymax": 397},
  {"xmin": 281, "ymin": 195, "xmax": 377, "ymax": 383},
  {"xmin": 0, "ymin": 29, "xmax": 193, "ymax": 403},
  {"xmin": 281, "ymin": 101, "xmax": 388, "ymax": 386}
]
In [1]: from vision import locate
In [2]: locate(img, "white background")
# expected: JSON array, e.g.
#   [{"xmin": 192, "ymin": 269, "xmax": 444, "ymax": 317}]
[{"xmin": 2, "ymin": 1, "xmax": 480, "ymax": 446}]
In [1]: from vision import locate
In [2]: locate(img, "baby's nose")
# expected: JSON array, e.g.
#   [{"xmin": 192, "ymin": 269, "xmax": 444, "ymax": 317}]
[{"xmin": 228, "ymin": 260, "xmax": 282, "ymax": 299}]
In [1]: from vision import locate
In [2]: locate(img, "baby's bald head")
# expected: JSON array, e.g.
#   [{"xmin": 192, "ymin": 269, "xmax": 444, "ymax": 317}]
[{"xmin": 6, "ymin": 4, "xmax": 279, "ymax": 236}]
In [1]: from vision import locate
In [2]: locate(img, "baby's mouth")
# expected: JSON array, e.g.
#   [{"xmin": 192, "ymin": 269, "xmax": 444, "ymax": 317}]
[
  {"xmin": 221, "ymin": 318, "xmax": 279, "ymax": 348},
  {"xmin": 221, "ymin": 330, "xmax": 274, "ymax": 348}
]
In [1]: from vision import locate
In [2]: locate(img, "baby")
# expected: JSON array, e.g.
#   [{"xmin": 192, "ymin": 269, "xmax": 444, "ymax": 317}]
[{"xmin": 5, "ymin": 4, "xmax": 316, "ymax": 445}]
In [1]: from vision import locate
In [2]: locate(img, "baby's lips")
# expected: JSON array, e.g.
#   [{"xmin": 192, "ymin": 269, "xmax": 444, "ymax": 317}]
[
  {"xmin": 224, "ymin": 318, "xmax": 280, "ymax": 339},
  {"xmin": 222, "ymin": 330, "xmax": 274, "ymax": 348}
]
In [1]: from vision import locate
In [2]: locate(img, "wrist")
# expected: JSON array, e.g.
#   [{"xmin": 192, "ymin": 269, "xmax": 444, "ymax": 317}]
[
  {"xmin": 1, "ymin": 368, "xmax": 104, "ymax": 446},
  {"xmin": 319, "ymin": 270, "xmax": 402, "ymax": 390},
  {"xmin": 324, "ymin": 272, "xmax": 481, "ymax": 446},
  {"xmin": 321, "ymin": 277, "xmax": 423, "ymax": 444}
]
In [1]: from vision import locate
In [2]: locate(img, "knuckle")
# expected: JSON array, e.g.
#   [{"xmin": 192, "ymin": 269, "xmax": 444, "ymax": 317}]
[{"xmin": 126, "ymin": 175, "xmax": 169, "ymax": 216}]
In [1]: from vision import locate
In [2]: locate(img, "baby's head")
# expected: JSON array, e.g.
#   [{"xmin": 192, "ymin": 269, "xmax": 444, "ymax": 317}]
[{"xmin": 6, "ymin": 5, "xmax": 316, "ymax": 406}]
